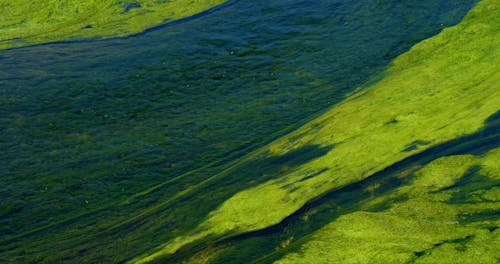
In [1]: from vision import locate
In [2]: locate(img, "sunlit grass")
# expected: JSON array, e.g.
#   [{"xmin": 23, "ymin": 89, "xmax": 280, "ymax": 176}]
[
  {"xmin": 0, "ymin": 0, "xmax": 226, "ymax": 50},
  {"xmin": 134, "ymin": 0, "xmax": 500, "ymax": 261},
  {"xmin": 276, "ymin": 148, "xmax": 500, "ymax": 263}
]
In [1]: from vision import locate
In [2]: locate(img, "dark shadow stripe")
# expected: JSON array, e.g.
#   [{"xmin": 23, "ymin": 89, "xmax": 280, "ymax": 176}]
[{"xmin": 159, "ymin": 111, "xmax": 500, "ymax": 263}]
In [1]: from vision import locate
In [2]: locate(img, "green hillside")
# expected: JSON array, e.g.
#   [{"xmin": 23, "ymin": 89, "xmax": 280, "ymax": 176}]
[
  {"xmin": 0, "ymin": 0, "xmax": 498, "ymax": 263},
  {"xmin": 135, "ymin": 0, "xmax": 500, "ymax": 262},
  {"xmin": 0, "ymin": 0, "xmax": 226, "ymax": 50}
]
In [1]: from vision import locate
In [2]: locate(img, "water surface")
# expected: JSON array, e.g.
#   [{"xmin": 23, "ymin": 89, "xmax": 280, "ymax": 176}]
[{"xmin": 0, "ymin": 0, "xmax": 478, "ymax": 262}]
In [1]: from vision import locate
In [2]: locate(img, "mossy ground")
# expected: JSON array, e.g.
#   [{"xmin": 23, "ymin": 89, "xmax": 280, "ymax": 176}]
[
  {"xmin": 0, "ymin": 0, "xmax": 226, "ymax": 50},
  {"xmin": 136, "ymin": 0, "xmax": 500, "ymax": 262},
  {"xmin": 1, "ymin": 0, "xmax": 496, "ymax": 263},
  {"xmin": 276, "ymin": 148, "xmax": 500, "ymax": 263}
]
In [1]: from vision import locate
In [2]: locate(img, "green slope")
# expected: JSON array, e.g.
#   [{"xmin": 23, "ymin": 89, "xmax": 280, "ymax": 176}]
[
  {"xmin": 277, "ymin": 148, "xmax": 500, "ymax": 263},
  {"xmin": 0, "ymin": 0, "xmax": 226, "ymax": 50},
  {"xmin": 135, "ymin": 0, "xmax": 500, "ymax": 262},
  {"xmin": 2, "ymin": 1, "xmax": 484, "ymax": 262}
]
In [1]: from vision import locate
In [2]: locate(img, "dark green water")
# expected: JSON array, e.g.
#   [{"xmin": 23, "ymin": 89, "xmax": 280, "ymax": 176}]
[{"xmin": 0, "ymin": 0, "xmax": 479, "ymax": 262}]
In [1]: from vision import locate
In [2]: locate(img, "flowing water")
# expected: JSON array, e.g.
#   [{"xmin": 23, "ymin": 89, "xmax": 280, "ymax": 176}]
[{"xmin": 0, "ymin": 0, "xmax": 483, "ymax": 262}]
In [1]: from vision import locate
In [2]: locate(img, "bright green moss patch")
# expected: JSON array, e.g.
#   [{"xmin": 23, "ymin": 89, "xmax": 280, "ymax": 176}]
[
  {"xmin": 276, "ymin": 148, "xmax": 500, "ymax": 264},
  {"xmin": 135, "ymin": 0, "xmax": 500, "ymax": 261},
  {"xmin": 409, "ymin": 155, "xmax": 479, "ymax": 193},
  {"xmin": 414, "ymin": 229, "xmax": 499, "ymax": 264},
  {"xmin": 0, "ymin": 0, "xmax": 226, "ymax": 50}
]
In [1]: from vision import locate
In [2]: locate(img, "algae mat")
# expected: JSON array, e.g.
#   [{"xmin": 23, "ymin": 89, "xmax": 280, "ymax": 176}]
[
  {"xmin": 0, "ymin": 0, "xmax": 227, "ymax": 50},
  {"xmin": 276, "ymin": 148, "xmax": 500, "ymax": 264},
  {"xmin": 135, "ymin": 0, "xmax": 500, "ymax": 262},
  {"xmin": 1, "ymin": 0, "xmax": 498, "ymax": 263}
]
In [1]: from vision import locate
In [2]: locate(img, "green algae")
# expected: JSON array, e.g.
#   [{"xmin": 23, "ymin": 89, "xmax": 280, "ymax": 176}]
[
  {"xmin": 134, "ymin": 0, "xmax": 500, "ymax": 261},
  {"xmin": 0, "ymin": 0, "xmax": 226, "ymax": 50},
  {"xmin": 276, "ymin": 148, "xmax": 500, "ymax": 264},
  {"xmin": 0, "ymin": 1, "xmax": 493, "ymax": 262},
  {"xmin": 152, "ymin": 117, "xmax": 499, "ymax": 264},
  {"xmin": 0, "ymin": 5, "xmax": 479, "ymax": 260}
]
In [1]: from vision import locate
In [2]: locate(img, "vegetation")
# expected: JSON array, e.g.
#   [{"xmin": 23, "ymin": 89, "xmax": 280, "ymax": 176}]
[
  {"xmin": 277, "ymin": 148, "xmax": 500, "ymax": 263},
  {"xmin": 0, "ymin": 0, "xmax": 226, "ymax": 50},
  {"xmin": 135, "ymin": 0, "xmax": 500, "ymax": 261},
  {"xmin": 1, "ymin": 0, "xmax": 497, "ymax": 263}
]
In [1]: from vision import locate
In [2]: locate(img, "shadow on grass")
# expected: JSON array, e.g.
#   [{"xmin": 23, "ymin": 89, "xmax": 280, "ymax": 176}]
[{"xmin": 160, "ymin": 110, "xmax": 500, "ymax": 264}]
